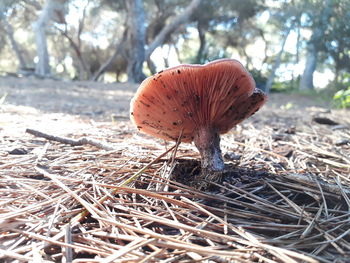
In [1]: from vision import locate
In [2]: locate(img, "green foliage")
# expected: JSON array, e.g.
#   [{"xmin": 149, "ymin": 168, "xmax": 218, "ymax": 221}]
[
  {"xmin": 280, "ymin": 102, "xmax": 294, "ymax": 110},
  {"xmin": 332, "ymin": 86, "xmax": 350, "ymax": 109},
  {"xmin": 249, "ymin": 69, "xmax": 267, "ymax": 91},
  {"xmin": 327, "ymin": 72, "xmax": 350, "ymax": 108},
  {"xmin": 271, "ymin": 81, "xmax": 295, "ymax": 93},
  {"xmin": 285, "ymin": 84, "xmax": 337, "ymax": 106}
]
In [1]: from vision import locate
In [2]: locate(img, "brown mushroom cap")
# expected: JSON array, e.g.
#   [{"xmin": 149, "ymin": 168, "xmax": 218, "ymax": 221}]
[{"xmin": 130, "ymin": 58, "xmax": 267, "ymax": 142}]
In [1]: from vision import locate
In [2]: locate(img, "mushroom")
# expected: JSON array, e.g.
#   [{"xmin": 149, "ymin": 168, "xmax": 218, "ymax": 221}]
[{"xmin": 130, "ymin": 58, "xmax": 267, "ymax": 178}]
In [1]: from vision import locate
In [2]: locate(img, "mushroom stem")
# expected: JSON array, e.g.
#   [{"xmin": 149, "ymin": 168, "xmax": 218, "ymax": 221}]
[{"xmin": 193, "ymin": 126, "xmax": 225, "ymax": 173}]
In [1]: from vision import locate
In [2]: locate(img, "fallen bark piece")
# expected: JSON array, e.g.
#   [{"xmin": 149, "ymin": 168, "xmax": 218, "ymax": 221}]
[{"xmin": 312, "ymin": 116, "xmax": 339, "ymax": 125}]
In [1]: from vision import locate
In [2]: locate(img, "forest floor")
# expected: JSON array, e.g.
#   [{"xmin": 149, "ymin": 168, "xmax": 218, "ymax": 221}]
[{"xmin": 1, "ymin": 76, "xmax": 350, "ymax": 262}]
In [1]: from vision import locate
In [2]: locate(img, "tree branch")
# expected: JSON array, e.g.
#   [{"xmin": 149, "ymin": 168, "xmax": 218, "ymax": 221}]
[
  {"xmin": 145, "ymin": 0, "xmax": 201, "ymax": 59},
  {"xmin": 56, "ymin": 25, "xmax": 91, "ymax": 79},
  {"xmin": 91, "ymin": 28, "xmax": 128, "ymax": 81},
  {"xmin": 26, "ymin": 128, "xmax": 115, "ymax": 151}
]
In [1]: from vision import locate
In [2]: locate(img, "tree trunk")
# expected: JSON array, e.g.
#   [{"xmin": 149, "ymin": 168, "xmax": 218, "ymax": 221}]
[
  {"xmin": 195, "ymin": 22, "xmax": 206, "ymax": 63},
  {"xmin": 2, "ymin": 18, "xmax": 27, "ymax": 70},
  {"xmin": 265, "ymin": 27, "xmax": 291, "ymax": 93},
  {"xmin": 291, "ymin": 15, "xmax": 301, "ymax": 89},
  {"xmin": 126, "ymin": 0, "xmax": 146, "ymax": 83},
  {"xmin": 32, "ymin": 0, "xmax": 66, "ymax": 77},
  {"xmin": 299, "ymin": 43, "xmax": 317, "ymax": 90},
  {"xmin": 173, "ymin": 44, "xmax": 183, "ymax": 64},
  {"xmin": 147, "ymin": 58, "xmax": 157, "ymax": 75},
  {"xmin": 125, "ymin": 0, "xmax": 201, "ymax": 82},
  {"xmin": 299, "ymin": 0, "xmax": 333, "ymax": 90},
  {"xmin": 33, "ymin": 0, "xmax": 52, "ymax": 76}
]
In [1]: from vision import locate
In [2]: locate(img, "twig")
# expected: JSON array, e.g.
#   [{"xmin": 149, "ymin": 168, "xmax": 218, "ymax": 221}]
[
  {"xmin": 284, "ymin": 173, "xmax": 350, "ymax": 195},
  {"xmin": 25, "ymin": 128, "xmax": 115, "ymax": 150},
  {"xmin": 64, "ymin": 223, "xmax": 73, "ymax": 263}
]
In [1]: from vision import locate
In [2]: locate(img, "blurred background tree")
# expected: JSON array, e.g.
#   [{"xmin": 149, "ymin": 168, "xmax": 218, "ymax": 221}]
[{"xmin": 0, "ymin": 0, "xmax": 349, "ymax": 104}]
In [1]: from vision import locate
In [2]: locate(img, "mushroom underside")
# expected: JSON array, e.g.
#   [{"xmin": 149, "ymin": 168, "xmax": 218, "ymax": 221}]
[{"xmin": 192, "ymin": 89, "xmax": 267, "ymax": 176}]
